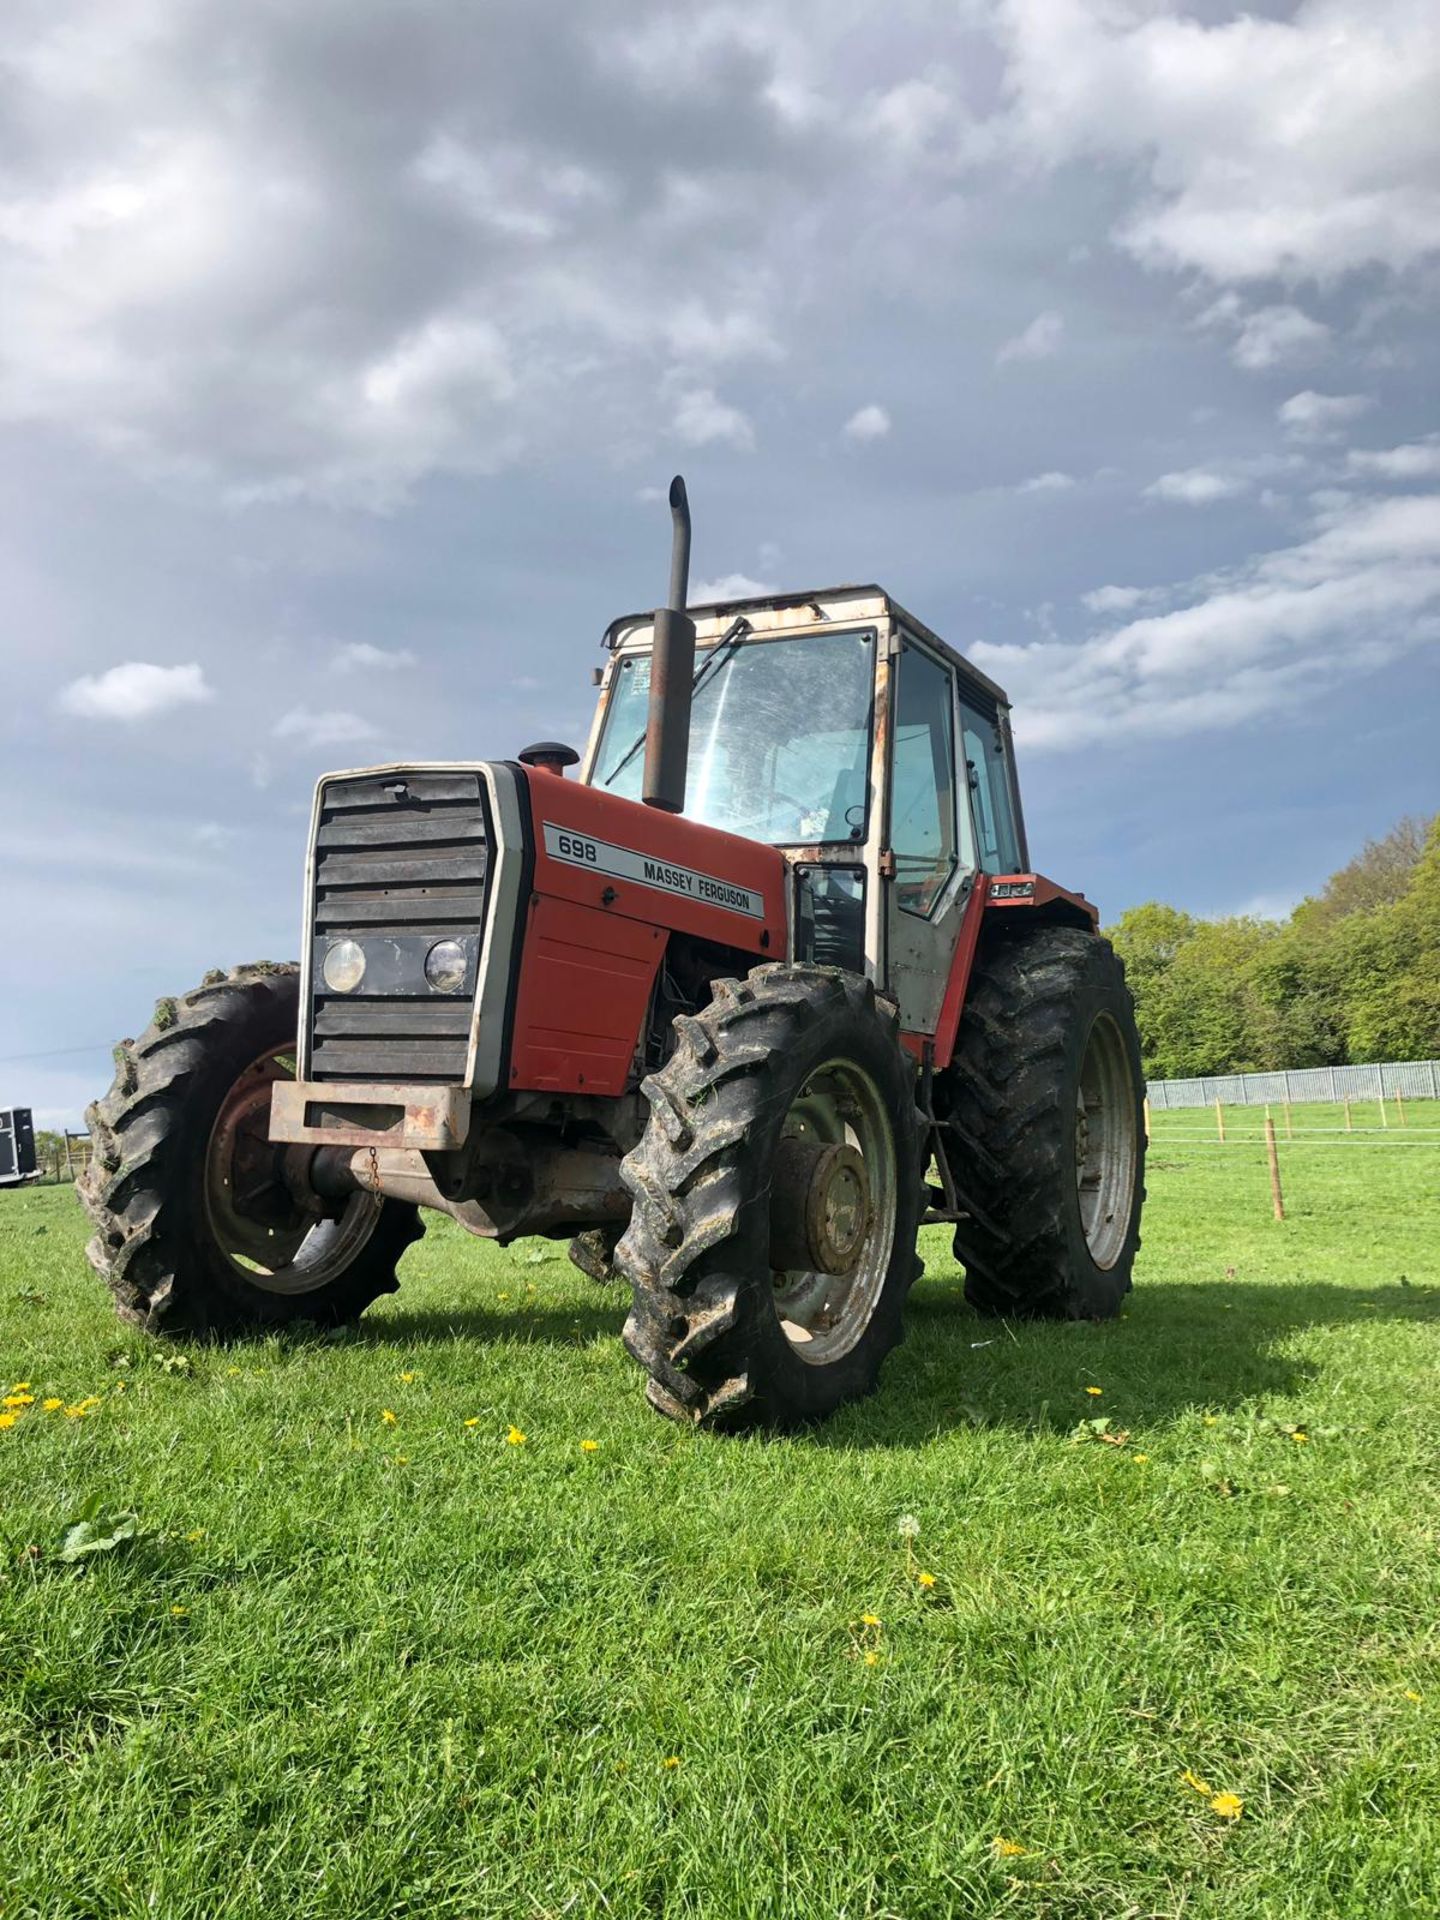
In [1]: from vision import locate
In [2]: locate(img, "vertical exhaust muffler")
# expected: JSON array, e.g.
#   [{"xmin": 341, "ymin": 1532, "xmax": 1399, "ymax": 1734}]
[{"xmin": 642, "ymin": 475, "xmax": 696, "ymax": 814}]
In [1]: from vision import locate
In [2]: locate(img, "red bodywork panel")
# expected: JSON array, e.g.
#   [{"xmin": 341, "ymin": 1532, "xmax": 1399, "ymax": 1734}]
[
  {"xmin": 903, "ymin": 872, "xmax": 1100, "ymax": 1071},
  {"xmin": 508, "ymin": 774, "xmax": 789, "ymax": 1095}
]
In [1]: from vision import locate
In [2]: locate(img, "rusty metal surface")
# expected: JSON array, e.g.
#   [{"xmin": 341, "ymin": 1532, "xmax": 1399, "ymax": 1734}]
[{"xmin": 268, "ymin": 1078, "xmax": 470, "ymax": 1152}]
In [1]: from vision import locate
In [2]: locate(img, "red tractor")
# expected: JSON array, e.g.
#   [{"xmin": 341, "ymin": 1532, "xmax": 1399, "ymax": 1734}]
[{"xmin": 82, "ymin": 481, "xmax": 1145, "ymax": 1428}]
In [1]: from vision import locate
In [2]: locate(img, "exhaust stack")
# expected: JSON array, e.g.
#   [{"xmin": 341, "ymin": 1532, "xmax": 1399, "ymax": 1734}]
[{"xmin": 642, "ymin": 475, "xmax": 696, "ymax": 814}]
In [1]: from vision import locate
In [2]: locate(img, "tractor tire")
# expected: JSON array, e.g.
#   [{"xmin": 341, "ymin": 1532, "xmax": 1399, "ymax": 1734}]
[
  {"xmin": 79, "ymin": 963, "xmax": 423, "ymax": 1337},
  {"xmin": 944, "ymin": 927, "xmax": 1145, "ymax": 1319},
  {"xmin": 616, "ymin": 964, "xmax": 925, "ymax": 1430}
]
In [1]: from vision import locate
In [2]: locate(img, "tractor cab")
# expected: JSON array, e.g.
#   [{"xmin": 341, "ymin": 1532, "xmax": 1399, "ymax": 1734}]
[{"xmin": 585, "ymin": 584, "xmax": 1030, "ymax": 1039}]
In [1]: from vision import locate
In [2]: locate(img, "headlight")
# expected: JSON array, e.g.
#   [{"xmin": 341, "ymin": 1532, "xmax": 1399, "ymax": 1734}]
[
  {"xmin": 321, "ymin": 939, "xmax": 366, "ymax": 994},
  {"xmin": 424, "ymin": 938, "xmax": 468, "ymax": 994}
]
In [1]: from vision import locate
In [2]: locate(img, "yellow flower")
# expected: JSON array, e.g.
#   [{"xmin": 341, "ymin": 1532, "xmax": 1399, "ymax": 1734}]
[
  {"xmin": 506, "ymin": 1426, "xmax": 526, "ymax": 1446},
  {"xmin": 1181, "ymin": 1769, "xmax": 1213, "ymax": 1797},
  {"xmin": 0, "ymin": 1413, "xmax": 16, "ymax": 1430},
  {"xmin": 3, "ymin": 1393, "xmax": 34, "ymax": 1408},
  {"xmin": 1202, "ymin": 1415, "xmax": 1218, "ymax": 1426},
  {"xmin": 662, "ymin": 1755, "xmax": 681, "ymax": 1769},
  {"xmin": 1133, "ymin": 1453, "xmax": 1150, "ymax": 1464},
  {"xmin": 498, "ymin": 1291, "xmax": 510, "ymax": 1301},
  {"xmin": 42, "ymin": 1398, "xmax": 63, "ymax": 1411},
  {"xmin": 580, "ymin": 1439, "xmax": 600, "ymax": 1453},
  {"xmin": 992, "ymin": 1837, "xmax": 1026, "ymax": 1859},
  {"xmin": 1404, "ymin": 1689, "xmax": 1422, "ymax": 1703},
  {"xmin": 64, "ymin": 1405, "xmax": 88, "ymax": 1418},
  {"xmin": 1210, "ymin": 1792, "xmax": 1243, "ymax": 1820},
  {"xmin": 170, "ymin": 1605, "xmax": 189, "ymax": 1617},
  {"xmin": 380, "ymin": 1409, "xmax": 398, "ymax": 1426},
  {"xmin": 860, "ymin": 1612, "xmax": 882, "ymax": 1628},
  {"xmin": 1291, "ymin": 1431, "xmax": 1309, "ymax": 1444},
  {"xmin": 1085, "ymin": 1386, "xmax": 1103, "ymax": 1396},
  {"xmin": 917, "ymin": 1571, "xmax": 937, "ymax": 1589},
  {"xmin": 393, "ymin": 1455, "xmax": 409, "ymax": 1465},
  {"xmin": 863, "ymin": 1650, "xmax": 881, "ymax": 1666},
  {"xmin": 226, "ymin": 1367, "xmax": 242, "ymax": 1377},
  {"xmin": 9, "ymin": 1382, "xmax": 30, "ymax": 1393},
  {"xmin": 463, "ymin": 1417, "xmax": 480, "ymax": 1429},
  {"xmin": 186, "ymin": 1529, "xmax": 205, "ymax": 1542},
  {"xmin": 398, "ymin": 1371, "xmax": 417, "ymax": 1384}
]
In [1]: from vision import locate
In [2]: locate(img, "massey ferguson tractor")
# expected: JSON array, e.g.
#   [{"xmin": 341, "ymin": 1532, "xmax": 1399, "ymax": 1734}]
[{"xmin": 81, "ymin": 480, "xmax": 1145, "ymax": 1429}]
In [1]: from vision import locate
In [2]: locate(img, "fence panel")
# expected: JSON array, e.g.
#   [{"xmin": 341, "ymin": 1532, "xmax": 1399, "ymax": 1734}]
[{"xmin": 1147, "ymin": 1059, "xmax": 1440, "ymax": 1108}]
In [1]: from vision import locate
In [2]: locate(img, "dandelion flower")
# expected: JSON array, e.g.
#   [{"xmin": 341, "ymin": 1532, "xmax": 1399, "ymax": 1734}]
[
  {"xmin": 1202, "ymin": 1415, "xmax": 1218, "ymax": 1426},
  {"xmin": 1133, "ymin": 1453, "xmax": 1150, "ymax": 1464},
  {"xmin": 1085, "ymin": 1386, "xmax": 1103, "ymax": 1397},
  {"xmin": 498, "ymin": 1292, "xmax": 511, "ymax": 1302},
  {"xmin": 506, "ymin": 1426, "xmax": 527, "ymax": 1446},
  {"xmin": 380, "ymin": 1409, "xmax": 398, "ymax": 1426},
  {"xmin": 992, "ymin": 1837, "xmax": 1026, "ymax": 1859},
  {"xmin": 64, "ymin": 1405, "xmax": 88, "ymax": 1419},
  {"xmin": 1210, "ymin": 1792, "xmax": 1243, "ymax": 1820},
  {"xmin": 917, "ymin": 1571, "xmax": 937, "ymax": 1589},
  {"xmin": 1404, "ymin": 1689, "xmax": 1422, "ymax": 1703},
  {"xmin": 1291, "ymin": 1431, "xmax": 1309, "ymax": 1444},
  {"xmin": 897, "ymin": 1514, "xmax": 921, "ymax": 1538},
  {"xmin": 42, "ymin": 1398, "xmax": 62, "ymax": 1411},
  {"xmin": 860, "ymin": 1612, "xmax": 882, "ymax": 1628},
  {"xmin": 864, "ymin": 1650, "xmax": 881, "ymax": 1667},
  {"xmin": 9, "ymin": 1382, "xmax": 30, "ymax": 1393},
  {"xmin": 186, "ymin": 1529, "xmax": 205, "ymax": 1543},
  {"xmin": 0, "ymin": 1414, "xmax": 15, "ymax": 1430},
  {"xmin": 399, "ymin": 1370, "xmax": 417, "ymax": 1385},
  {"xmin": 580, "ymin": 1439, "xmax": 600, "ymax": 1453},
  {"xmin": 170, "ymin": 1605, "xmax": 189, "ymax": 1617},
  {"xmin": 464, "ymin": 1417, "xmax": 480, "ymax": 1429},
  {"xmin": 393, "ymin": 1455, "xmax": 409, "ymax": 1465},
  {"xmin": 3, "ymin": 1393, "xmax": 34, "ymax": 1409},
  {"xmin": 662, "ymin": 1755, "xmax": 681, "ymax": 1769},
  {"xmin": 1181, "ymin": 1770, "xmax": 1213, "ymax": 1797}
]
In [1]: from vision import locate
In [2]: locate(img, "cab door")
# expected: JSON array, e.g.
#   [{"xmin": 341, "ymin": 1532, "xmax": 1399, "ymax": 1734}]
[{"xmin": 883, "ymin": 637, "xmax": 975, "ymax": 1037}]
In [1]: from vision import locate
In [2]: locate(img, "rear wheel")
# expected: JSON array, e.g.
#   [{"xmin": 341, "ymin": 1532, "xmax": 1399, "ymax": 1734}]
[
  {"xmin": 616, "ymin": 965, "xmax": 925, "ymax": 1429},
  {"xmin": 944, "ymin": 928, "xmax": 1145, "ymax": 1319},
  {"xmin": 79, "ymin": 964, "xmax": 423, "ymax": 1335}
]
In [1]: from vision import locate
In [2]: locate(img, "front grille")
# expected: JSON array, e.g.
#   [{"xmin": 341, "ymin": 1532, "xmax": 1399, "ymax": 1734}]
[{"xmin": 308, "ymin": 771, "xmax": 489, "ymax": 1082}]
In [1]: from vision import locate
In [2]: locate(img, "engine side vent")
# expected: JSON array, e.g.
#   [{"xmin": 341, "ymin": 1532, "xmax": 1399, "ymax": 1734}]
[{"xmin": 309, "ymin": 771, "xmax": 489, "ymax": 1082}]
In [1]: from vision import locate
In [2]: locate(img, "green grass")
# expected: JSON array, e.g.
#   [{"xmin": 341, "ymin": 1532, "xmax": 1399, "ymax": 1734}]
[{"xmin": 1, "ymin": 1117, "xmax": 1437, "ymax": 1919}]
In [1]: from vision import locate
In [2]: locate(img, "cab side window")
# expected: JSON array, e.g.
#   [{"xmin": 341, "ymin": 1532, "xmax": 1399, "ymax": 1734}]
[
  {"xmin": 959, "ymin": 699, "xmax": 1021, "ymax": 874},
  {"xmin": 891, "ymin": 645, "xmax": 957, "ymax": 916}
]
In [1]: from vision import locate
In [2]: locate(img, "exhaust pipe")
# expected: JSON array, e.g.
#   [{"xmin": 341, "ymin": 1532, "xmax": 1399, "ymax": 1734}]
[{"xmin": 642, "ymin": 475, "xmax": 696, "ymax": 814}]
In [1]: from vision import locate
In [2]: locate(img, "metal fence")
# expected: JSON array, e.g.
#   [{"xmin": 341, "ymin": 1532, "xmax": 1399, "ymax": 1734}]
[{"xmin": 1147, "ymin": 1060, "xmax": 1440, "ymax": 1109}]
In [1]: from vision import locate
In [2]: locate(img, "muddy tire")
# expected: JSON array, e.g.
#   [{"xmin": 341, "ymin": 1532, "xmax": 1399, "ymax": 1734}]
[
  {"xmin": 616, "ymin": 965, "xmax": 925, "ymax": 1430},
  {"xmin": 79, "ymin": 964, "xmax": 423, "ymax": 1336},
  {"xmin": 944, "ymin": 928, "xmax": 1145, "ymax": 1319}
]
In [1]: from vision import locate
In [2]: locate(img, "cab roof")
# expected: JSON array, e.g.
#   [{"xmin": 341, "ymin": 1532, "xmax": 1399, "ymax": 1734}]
[{"xmin": 602, "ymin": 583, "xmax": 1012, "ymax": 713}]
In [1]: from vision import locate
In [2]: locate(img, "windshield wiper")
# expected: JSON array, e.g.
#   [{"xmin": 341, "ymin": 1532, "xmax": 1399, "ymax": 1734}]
[{"xmin": 600, "ymin": 615, "xmax": 751, "ymax": 793}]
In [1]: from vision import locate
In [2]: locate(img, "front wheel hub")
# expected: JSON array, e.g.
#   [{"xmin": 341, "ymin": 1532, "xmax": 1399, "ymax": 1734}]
[{"xmin": 770, "ymin": 1137, "xmax": 871, "ymax": 1275}]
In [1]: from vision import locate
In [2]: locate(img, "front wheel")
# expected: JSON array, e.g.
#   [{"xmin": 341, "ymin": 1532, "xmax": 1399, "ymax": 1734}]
[
  {"xmin": 616, "ymin": 965, "xmax": 925, "ymax": 1430},
  {"xmin": 79, "ymin": 964, "xmax": 423, "ymax": 1335},
  {"xmin": 944, "ymin": 927, "xmax": 1145, "ymax": 1319}
]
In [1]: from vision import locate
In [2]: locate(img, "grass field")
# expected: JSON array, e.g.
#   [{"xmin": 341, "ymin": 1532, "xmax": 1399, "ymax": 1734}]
[{"xmin": 1, "ymin": 1112, "xmax": 1437, "ymax": 1919}]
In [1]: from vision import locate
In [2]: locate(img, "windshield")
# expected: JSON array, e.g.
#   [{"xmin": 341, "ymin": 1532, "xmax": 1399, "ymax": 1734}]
[{"xmin": 592, "ymin": 629, "xmax": 875, "ymax": 844}]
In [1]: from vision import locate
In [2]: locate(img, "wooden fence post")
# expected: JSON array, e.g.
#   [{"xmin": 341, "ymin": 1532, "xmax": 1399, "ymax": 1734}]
[
  {"xmin": 1265, "ymin": 1113, "xmax": 1285, "ymax": 1222},
  {"xmin": 1143, "ymin": 1097, "xmax": 1151, "ymax": 1141},
  {"xmin": 1344, "ymin": 1096, "xmax": 1352, "ymax": 1133},
  {"xmin": 1214, "ymin": 1097, "xmax": 1225, "ymax": 1143},
  {"xmin": 1395, "ymin": 1088, "xmax": 1406, "ymax": 1129},
  {"xmin": 1378, "ymin": 1092, "xmax": 1389, "ymax": 1130},
  {"xmin": 63, "ymin": 1131, "xmax": 75, "ymax": 1180}
]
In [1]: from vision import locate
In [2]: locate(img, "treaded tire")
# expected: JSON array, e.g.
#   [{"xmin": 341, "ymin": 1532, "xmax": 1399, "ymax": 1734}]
[
  {"xmin": 615, "ymin": 964, "xmax": 925, "ymax": 1430},
  {"xmin": 945, "ymin": 927, "xmax": 1145, "ymax": 1319},
  {"xmin": 78, "ymin": 963, "xmax": 423, "ymax": 1336}
]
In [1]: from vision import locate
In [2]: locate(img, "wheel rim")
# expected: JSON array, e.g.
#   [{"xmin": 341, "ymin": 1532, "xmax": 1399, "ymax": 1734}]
[
  {"xmin": 1075, "ymin": 1012, "xmax": 1138, "ymax": 1271},
  {"xmin": 771, "ymin": 1057, "xmax": 898, "ymax": 1365},
  {"xmin": 203, "ymin": 1045, "xmax": 383, "ymax": 1294}
]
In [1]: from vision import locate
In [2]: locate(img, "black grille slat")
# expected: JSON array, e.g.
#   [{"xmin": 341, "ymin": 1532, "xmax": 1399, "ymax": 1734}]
[{"xmin": 308, "ymin": 771, "xmax": 488, "ymax": 1082}]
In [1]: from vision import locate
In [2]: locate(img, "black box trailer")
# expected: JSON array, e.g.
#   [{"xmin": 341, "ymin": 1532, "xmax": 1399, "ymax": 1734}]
[{"xmin": 0, "ymin": 1108, "xmax": 37, "ymax": 1186}]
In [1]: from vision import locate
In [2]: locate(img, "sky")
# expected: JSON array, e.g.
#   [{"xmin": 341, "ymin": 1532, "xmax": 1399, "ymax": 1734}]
[{"xmin": 2, "ymin": 0, "xmax": 1437, "ymax": 1128}]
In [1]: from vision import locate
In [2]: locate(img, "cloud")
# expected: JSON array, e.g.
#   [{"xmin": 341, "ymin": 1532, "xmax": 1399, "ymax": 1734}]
[
  {"xmin": 1221, "ymin": 303, "xmax": 1331, "ymax": 372},
  {"xmin": 671, "ymin": 387, "xmax": 755, "ymax": 452},
  {"xmin": 996, "ymin": 310, "xmax": 1064, "ymax": 364},
  {"xmin": 1278, "ymin": 391, "xmax": 1373, "ymax": 441},
  {"xmin": 1146, "ymin": 469, "xmax": 1248, "ymax": 506},
  {"xmin": 691, "ymin": 573, "xmax": 775, "ymax": 603},
  {"xmin": 972, "ymin": 491, "xmax": 1440, "ymax": 752},
  {"xmin": 1017, "ymin": 470, "xmax": 1074, "ymax": 493},
  {"xmin": 1081, "ymin": 584, "xmax": 1146, "ymax": 614},
  {"xmin": 842, "ymin": 404, "xmax": 891, "ymax": 442},
  {"xmin": 272, "ymin": 708, "xmax": 380, "ymax": 748},
  {"xmin": 996, "ymin": 0, "xmax": 1440, "ymax": 284},
  {"xmin": 331, "ymin": 642, "xmax": 418, "ymax": 672},
  {"xmin": 57, "ymin": 661, "xmax": 214, "ymax": 722},
  {"xmin": 1347, "ymin": 437, "xmax": 1440, "ymax": 482}
]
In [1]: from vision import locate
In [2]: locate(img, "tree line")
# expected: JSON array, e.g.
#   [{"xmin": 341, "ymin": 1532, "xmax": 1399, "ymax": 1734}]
[{"xmin": 1106, "ymin": 814, "xmax": 1439, "ymax": 1080}]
